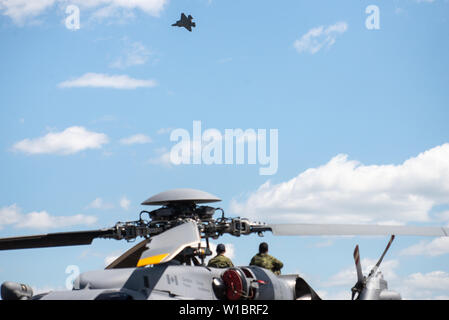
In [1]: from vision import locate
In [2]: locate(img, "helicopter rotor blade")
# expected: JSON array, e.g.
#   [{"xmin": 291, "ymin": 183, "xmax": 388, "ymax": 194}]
[
  {"xmin": 269, "ymin": 223, "xmax": 448, "ymax": 237},
  {"xmin": 0, "ymin": 229, "xmax": 114, "ymax": 251}
]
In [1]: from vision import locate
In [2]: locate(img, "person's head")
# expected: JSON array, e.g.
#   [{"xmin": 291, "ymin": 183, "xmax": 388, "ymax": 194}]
[
  {"xmin": 217, "ymin": 243, "xmax": 226, "ymax": 255},
  {"xmin": 259, "ymin": 242, "xmax": 269, "ymax": 254}
]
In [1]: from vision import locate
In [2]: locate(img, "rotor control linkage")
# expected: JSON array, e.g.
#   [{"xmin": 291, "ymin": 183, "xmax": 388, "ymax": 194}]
[
  {"xmin": 108, "ymin": 220, "xmax": 153, "ymax": 241},
  {"xmin": 202, "ymin": 217, "xmax": 271, "ymax": 239}
]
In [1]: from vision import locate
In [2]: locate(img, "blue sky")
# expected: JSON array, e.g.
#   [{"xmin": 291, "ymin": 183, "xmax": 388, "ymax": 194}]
[{"xmin": 0, "ymin": 0, "xmax": 449, "ymax": 299}]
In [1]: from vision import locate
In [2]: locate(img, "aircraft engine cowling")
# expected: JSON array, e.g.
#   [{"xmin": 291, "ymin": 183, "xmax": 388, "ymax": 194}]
[
  {"xmin": 222, "ymin": 268, "xmax": 250, "ymax": 300},
  {"xmin": 218, "ymin": 266, "xmax": 319, "ymax": 300}
]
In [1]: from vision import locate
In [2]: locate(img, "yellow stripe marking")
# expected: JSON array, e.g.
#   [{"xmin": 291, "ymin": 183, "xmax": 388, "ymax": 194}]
[{"xmin": 137, "ymin": 253, "xmax": 169, "ymax": 267}]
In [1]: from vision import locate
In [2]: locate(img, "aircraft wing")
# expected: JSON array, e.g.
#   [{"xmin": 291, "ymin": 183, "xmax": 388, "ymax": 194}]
[{"xmin": 269, "ymin": 223, "xmax": 449, "ymax": 237}]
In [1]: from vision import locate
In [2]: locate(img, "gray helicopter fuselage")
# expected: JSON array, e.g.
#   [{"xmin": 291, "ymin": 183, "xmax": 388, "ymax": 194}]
[
  {"xmin": 358, "ymin": 271, "xmax": 401, "ymax": 300},
  {"xmin": 34, "ymin": 264, "xmax": 301, "ymax": 300}
]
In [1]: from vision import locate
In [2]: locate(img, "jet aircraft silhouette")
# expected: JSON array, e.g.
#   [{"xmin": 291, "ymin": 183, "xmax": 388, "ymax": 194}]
[{"xmin": 172, "ymin": 13, "xmax": 196, "ymax": 32}]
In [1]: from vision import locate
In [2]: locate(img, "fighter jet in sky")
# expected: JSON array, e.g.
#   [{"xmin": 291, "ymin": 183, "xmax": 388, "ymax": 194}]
[{"xmin": 172, "ymin": 13, "xmax": 196, "ymax": 32}]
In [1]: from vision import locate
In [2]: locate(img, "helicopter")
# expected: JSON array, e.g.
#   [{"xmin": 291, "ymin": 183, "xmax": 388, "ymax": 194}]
[{"xmin": 0, "ymin": 188, "xmax": 447, "ymax": 300}]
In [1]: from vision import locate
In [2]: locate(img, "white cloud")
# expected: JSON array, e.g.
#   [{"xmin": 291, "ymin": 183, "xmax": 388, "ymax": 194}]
[
  {"xmin": 104, "ymin": 252, "xmax": 121, "ymax": 266},
  {"xmin": 148, "ymin": 147, "xmax": 173, "ymax": 167},
  {"xmin": 119, "ymin": 134, "xmax": 152, "ymax": 145},
  {"xmin": 230, "ymin": 143, "xmax": 449, "ymax": 224},
  {"xmin": 12, "ymin": 126, "xmax": 108, "ymax": 155},
  {"xmin": 83, "ymin": 0, "xmax": 167, "ymax": 17},
  {"xmin": 294, "ymin": 21, "xmax": 348, "ymax": 54},
  {"xmin": 110, "ymin": 41, "xmax": 151, "ymax": 69},
  {"xmin": 435, "ymin": 210, "xmax": 449, "ymax": 222},
  {"xmin": 404, "ymin": 271, "xmax": 449, "ymax": 292},
  {"xmin": 0, "ymin": 0, "xmax": 55, "ymax": 25},
  {"xmin": 0, "ymin": 0, "xmax": 168, "ymax": 25},
  {"xmin": 401, "ymin": 237, "xmax": 449, "ymax": 257},
  {"xmin": 0, "ymin": 204, "xmax": 97, "ymax": 230},
  {"xmin": 86, "ymin": 198, "xmax": 114, "ymax": 210},
  {"xmin": 87, "ymin": 196, "xmax": 131, "ymax": 211},
  {"xmin": 16, "ymin": 211, "xmax": 97, "ymax": 229},
  {"xmin": 0, "ymin": 204, "xmax": 21, "ymax": 226},
  {"xmin": 58, "ymin": 73, "xmax": 157, "ymax": 89},
  {"xmin": 119, "ymin": 196, "xmax": 130, "ymax": 210}
]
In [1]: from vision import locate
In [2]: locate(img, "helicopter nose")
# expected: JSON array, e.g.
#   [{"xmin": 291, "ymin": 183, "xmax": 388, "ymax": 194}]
[{"xmin": 1, "ymin": 281, "xmax": 33, "ymax": 300}]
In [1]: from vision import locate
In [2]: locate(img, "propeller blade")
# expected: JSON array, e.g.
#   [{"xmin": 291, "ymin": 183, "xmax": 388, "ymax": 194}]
[
  {"xmin": 368, "ymin": 235, "xmax": 395, "ymax": 277},
  {"xmin": 269, "ymin": 223, "xmax": 448, "ymax": 237},
  {"xmin": 351, "ymin": 244, "xmax": 364, "ymax": 300},
  {"xmin": 353, "ymin": 245, "xmax": 364, "ymax": 284},
  {"xmin": 0, "ymin": 229, "xmax": 114, "ymax": 251}
]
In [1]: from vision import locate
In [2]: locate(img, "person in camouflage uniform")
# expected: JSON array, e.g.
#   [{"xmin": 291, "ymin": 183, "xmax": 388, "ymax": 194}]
[
  {"xmin": 250, "ymin": 242, "xmax": 283, "ymax": 275},
  {"xmin": 207, "ymin": 244, "xmax": 234, "ymax": 268}
]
